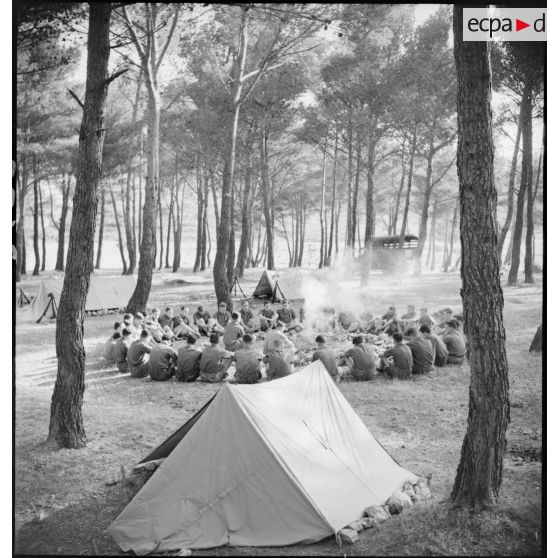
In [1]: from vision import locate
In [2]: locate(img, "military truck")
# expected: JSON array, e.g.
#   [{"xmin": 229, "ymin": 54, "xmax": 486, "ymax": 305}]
[{"xmin": 356, "ymin": 234, "xmax": 419, "ymax": 274}]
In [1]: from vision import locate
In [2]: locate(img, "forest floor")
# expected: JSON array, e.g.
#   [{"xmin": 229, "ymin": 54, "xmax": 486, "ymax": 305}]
[{"xmin": 14, "ymin": 268, "xmax": 543, "ymax": 556}]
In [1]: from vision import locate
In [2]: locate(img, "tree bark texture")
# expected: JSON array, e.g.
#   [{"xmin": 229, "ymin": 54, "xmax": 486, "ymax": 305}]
[
  {"xmin": 32, "ymin": 155, "xmax": 40, "ymax": 275},
  {"xmin": 110, "ymin": 185, "xmax": 128, "ymax": 274},
  {"xmin": 56, "ymin": 176, "xmax": 71, "ymax": 271},
  {"xmin": 95, "ymin": 188, "xmax": 105, "ymax": 269},
  {"xmin": 213, "ymin": 8, "xmax": 247, "ymax": 310},
  {"xmin": 451, "ymin": 6, "xmax": 510, "ymax": 506},
  {"xmin": 15, "ymin": 156, "xmax": 28, "ymax": 282},
  {"xmin": 48, "ymin": 2, "xmax": 112, "ymax": 449},
  {"xmin": 508, "ymin": 88, "xmax": 531, "ymax": 285},
  {"xmin": 39, "ymin": 182, "xmax": 46, "ymax": 271},
  {"xmin": 399, "ymin": 124, "xmax": 418, "ymax": 249},
  {"xmin": 260, "ymin": 128, "xmax": 275, "ymax": 270},
  {"xmin": 522, "ymin": 88, "xmax": 534, "ymax": 283},
  {"xmin": 497, "ymin": 113, "xmax": 522, "ymax": 263}
]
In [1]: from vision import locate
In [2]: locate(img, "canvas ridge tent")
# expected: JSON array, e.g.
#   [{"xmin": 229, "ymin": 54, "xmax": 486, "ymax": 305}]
[
  {"xmin": 252, "ymin": 269, "xmax": 304, "ymax": 302},
  {"xmin": 30, "ymin": 275, "xmax": 137, "ymax": 322},
  {"xmin": 109, "ymin": 361, "xmax": 417, "ymax": 554}
]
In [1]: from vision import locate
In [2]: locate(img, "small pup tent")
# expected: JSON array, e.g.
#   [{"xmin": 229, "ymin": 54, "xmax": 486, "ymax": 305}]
[
  {"xmin": 109, "ymin": 361, "xmax": 417, "ymax": 554},
  {"xmin": 30, "ymin": 275, "xmax": 137, "ymax": 322},
  {"xmin": 252, "ymin": 269, "xmax": 304, "ymax": 302}
]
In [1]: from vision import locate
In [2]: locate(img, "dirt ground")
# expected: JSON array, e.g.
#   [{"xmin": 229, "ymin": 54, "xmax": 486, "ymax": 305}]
[{"xmin": 14, "ymin": 268, "xmax": 543, "ymax": 556}]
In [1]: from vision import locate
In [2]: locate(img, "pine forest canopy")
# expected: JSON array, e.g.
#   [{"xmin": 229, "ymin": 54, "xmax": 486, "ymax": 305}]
[{"xmin": 16, "ymin": 3, "xmax": 544, "ymax": 300}]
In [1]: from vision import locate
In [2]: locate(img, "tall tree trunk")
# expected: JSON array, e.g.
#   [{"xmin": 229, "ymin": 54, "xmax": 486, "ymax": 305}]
[
  {"xmin": 443, "ymin": 198, "xmax": 459, "ymax": 271},
  {"xmin": 504, "ymin": 224, "xmax": 513, "ymax": 265},
  {"xmin": 126, "ymin": 23, "xmax": 162, "ymax": 312},
  {"xmin": 335, "ymin": 195, "xmax": 341, "ymax": 256},
  {"xmin": 39, "ymin": 182, "xmax": 46, "ymax": 271},
  {"xmin": 522, "ymin": 87, "xmax": 534, "ymax": 283},
  {"xmin": 293, "ymin": 200, "xmax": 299, "ymax": 267},
  {"xmin": 48, "ymin": 3, "xmax": 112, "ymax": 449},
  {"xmin": 260, "ymin": 128, "xmax": 275, "ymax": 270},
  {"xmin": 205, "ymin": 219, "xmax": 211, "ymax": 269},
  {"xmin": 56, "ymin": 178, "xmax": 70, "ymax": 272},
  {"xmin": 297, "ymin": 204, "xmax": 306, "ymax": 267},
  {"xmin": 399, "ymin": 124, "xmax": 418, "ymax": 249},
  {"xmin": 172, "ymin": 178, "xmax": 183, "ymax": 273},
  {"xmin": 132, "ymin": 172, "xmax": 137, "ymax": 264},
  {"xmin": 213, "ymin": 8, "xmax": 248, "ymax": 310},
  {"xmin": 110, "ymin": 185, "xmax": 128, "ymax": 274},
  {"xmin": 21, "ymin": 231, "xmax": 27, "ymax": 276},
  {"xmin": 345, "ymin": 108, "xmax": 354, "ymax": 251},
  {"xmin": 235, "ymin": 150, "xmax": 252, "ymax": 278},
  {"xmin": 210, "ymin": 169, "xmax": 220, "ymax": 240},
  {"xmin": 350, "ymin": 132, "xmax": 361, "ymax": 250},
  {"xmin": 414, "ymin": 139, "xmax": 434, "ymax": 274},
  {"xmin": 158, "ymin": 184, "xmax": 164, "ymax": 270},
  {"xmin": 201, "ymin": 172, "xmax": 209, "ymax": 271},
  {"xmin": 451, "ymin": 6, "xmax": 509, "ymax": 506},
  {"xmin": 425, "ymin": 211, "xmax": 432, "ymax": 267},
  {"xmin": 364, "ymin": 123, "xmax": 377, "ymax": 248},
  {"xmin": 508, "ymin": 87, "xmax": 531, "ymax": 285},
  {"xmin": 123, "ymin": 72, "xmax": 142, "ymax": 275},
  {"xmin": 326, "ymin": 126, "xmax": 339, "ymax": 266},
  {"xmin": 497, "ymin": 111, "xmax": 522, "ymax": 262},
  {"xmin": 193, "ymin": 169, "xmax": 203, "ymax": 272},
  {"xmin": 138, "ymin": 146, "xmax": 142, "ymax": 257},
  {"xmin": 430, "ymin": 201, "xmax": 438, "ymax": 271},
  {"xmin": 165, "ymin": 188, "xmax": 173, "ymax": 269},
  {"xmin": 442, "ymin": 217, "xmax": 449, "ymax": 268},
  {"xmin": 226, "ymin": 187, "xmax": 236, "ymax": 286},
  {"xmin": 392, "ymin": 140, "xmax": 407, "ymax": 235},
  {"xmin": 319, "ymin": 148, "xmax": 326, "ymax": 269},
  {"xmin": 32, "ymin": 155, "xmax": 40, "ymax": 276},
  {"xmin": 15, "ymin": 156, "xmax": 28, "ymax": 282},
  {"xmin": 95, "ymin": 188, "xmax": 105, "ymax": 269},
  {"xmin": 530, "ymin": 149, "xmax": 542, "ymax": 270}
]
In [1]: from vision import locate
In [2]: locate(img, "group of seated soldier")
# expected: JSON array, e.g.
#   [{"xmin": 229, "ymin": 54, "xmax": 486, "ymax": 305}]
[
  {"xmin": 335, "ymin": 304, "xmax": 462, "ymax": 338},
  {"xmin": 309, "ymin": 311, "xmax": 466, "ymax": 382},
  {"xmin": 101, "ymin": 299, "xmax": 306, "ymax": 384}
]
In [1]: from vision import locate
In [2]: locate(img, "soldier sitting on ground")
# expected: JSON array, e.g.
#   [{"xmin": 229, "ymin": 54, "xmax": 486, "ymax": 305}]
[
  {"xmin": 406, "ymin": 326, "xmax": 434, "ymax": 375},
  {"xmin": 379, "ymin": 332, "xmax": 413, "ymax": 380},
  {"xmin": 232, "ymin": 334, "xmax": 263, "ymax": 384},
  {"xmin": 176, "ymin": 334, "xmax": 202, "ymax": 382},
  {"xmin": 312, "ymin": 335, "xmax": 340, "ymax": 383},
  {"xmin": 259, "ymin": 301, "xmax": 277, "ymax": 332},
  {"xmin": 223, "ymin": 312, "xmax": 245, "ymax": 351},
  {"xmin": 213, "ymin": 302, "xmax": 231, "ymax": 333},
  {"xmin": 127, "ymin": 329, "xmax": 152, "ymax": 378},
  {"xmin": 276, "ymin": 299, "xmax": 303, "ymax": 333},
  {"xmin": 443, "ymin": 320, "xmax": 466, "ymax": 365},
  {"xmin": 419, "ymin": 324, "xmax": 447, "ymax": 367},
  {"xmin": 239, "ymin": 300, "xmax": 259, "ymax": 333},
  {"xmin": 193, "ymin": 305, "xmax": 212, "ymax": 336},
  {"xmin": 339, "ymin": 336, "xmax": 377, "ymax": 381},
  {"xmin": 263, "ymin": 337, "xmax": 292, "ymax": 381},
  {"xmin": 114, "ymin": 327, "xmax": 133, "ymax": 373},
  {"xmin": 104, "ymin": 331, "xmax": 121, "ymax": 363},
  {"xmin": 148, "ymin": 332, "xmax": 178, "ymax": 382},
  {"xmin": 199, "ymin": 333, "xmax": 234, "ymax": 383}
]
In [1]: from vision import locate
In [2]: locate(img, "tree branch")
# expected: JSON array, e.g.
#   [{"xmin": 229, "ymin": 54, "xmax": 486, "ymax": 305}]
[
  {"xmin": 155, "ymin": 5, "xmax": 180, "ymax": 73},
  {"xmin": 117, "ymin": 6, "xmax": 147, "ymax": 61},
  {"xmin": 105, "ymin": 68, "xmax": 130, "ymax": 86},
  {"xmin": 48, "ymin": 184, "xmax": 59, "ymax": 231},
  {"xmin": 67, "ymin": 89, "xmax": 84, "ymax": 110},
  {"xmin": 431, "ymin": 155, "xmax": 457, "ymax": 189}
]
